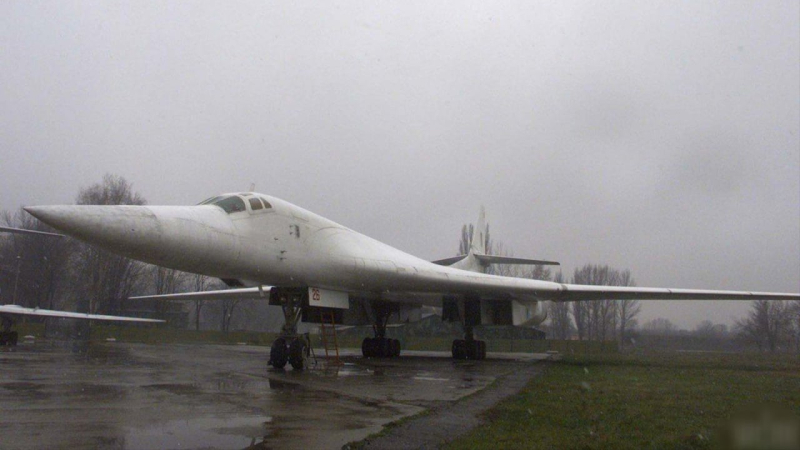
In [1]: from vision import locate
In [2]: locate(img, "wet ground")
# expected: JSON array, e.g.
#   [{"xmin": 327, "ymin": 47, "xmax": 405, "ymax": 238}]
[{"xmin": 0, "ymin": 341, "xmax": 546, "ymax": 450}]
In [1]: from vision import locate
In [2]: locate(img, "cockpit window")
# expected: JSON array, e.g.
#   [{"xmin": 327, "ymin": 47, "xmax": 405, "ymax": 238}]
[
  {"xmin": 212, "ymin": 196, "xmax": 247, "ymax": 214},
  {"xmin": 261, "ymin": 198, "xmax": 273, "ymax": 209},
  {"xmin": 248, "ymin": 198, "xmax": 264, "ymax": 211},
  {"xmin": 197, "ymin": 196, "xmax": 221, "ymax": 205}
]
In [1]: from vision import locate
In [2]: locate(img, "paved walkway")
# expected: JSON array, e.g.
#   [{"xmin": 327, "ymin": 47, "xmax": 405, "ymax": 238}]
[{"xmin": 351, "ymin": 360, "xmax": 549, "ymax": 449}]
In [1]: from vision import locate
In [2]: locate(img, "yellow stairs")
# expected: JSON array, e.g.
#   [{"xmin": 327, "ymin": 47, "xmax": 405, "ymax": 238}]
[{"xmin": 319, "ymin": 310, "xmax": 341, "ymax": 364}]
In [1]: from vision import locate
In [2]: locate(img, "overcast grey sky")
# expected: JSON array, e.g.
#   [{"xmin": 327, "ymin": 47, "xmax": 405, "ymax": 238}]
[{"xmin": 2, "ymin": 1, "xmax": 798, "ymax": 329}]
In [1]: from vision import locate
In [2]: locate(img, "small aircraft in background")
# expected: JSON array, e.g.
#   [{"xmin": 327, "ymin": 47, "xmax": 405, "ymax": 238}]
[
  {"xmin": 24, "ymin": 192, "xmax": 799, "ymax": 368},
  {"xmin": 0, "ymin": 226, "xmax": 164, "ymax": 346}
]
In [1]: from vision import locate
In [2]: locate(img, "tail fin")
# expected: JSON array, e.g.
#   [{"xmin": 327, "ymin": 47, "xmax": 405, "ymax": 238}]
[
  {"xmin": 471, "ymin": 206, "xmax": 487, "ymax": 255},
  {"xmin": 430, "ymin": 206, "xmax": 559, "ymax": 273},
  {"xmin": 442, "ymin": 206, "xmax": 489, "ymax": 273}
]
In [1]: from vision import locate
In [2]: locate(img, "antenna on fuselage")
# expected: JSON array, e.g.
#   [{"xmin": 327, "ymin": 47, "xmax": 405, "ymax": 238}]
[{"xmin": 249, "ymin": 182, "xmax": 255, "ymax": 192}]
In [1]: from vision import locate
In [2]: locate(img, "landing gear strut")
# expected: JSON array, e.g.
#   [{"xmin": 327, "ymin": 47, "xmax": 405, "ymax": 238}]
[
  {"xmin": 361, "ymin": 302, "xmax": 401, "ymax": 358},
  {"xmin": 268, "ymin": 291, "xmax": 310, "ymax": 370}
]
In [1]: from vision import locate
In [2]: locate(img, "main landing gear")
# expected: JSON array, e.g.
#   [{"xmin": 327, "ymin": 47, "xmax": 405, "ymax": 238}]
[
  {"xmin": 361, "ymin": 302, "xmax": 401, "ymax": 359},
  {"xmin": 362, "ymin": 336, "xmax": 401, "ymax": 358},
  {"xmin": 451, "ymin": 325, "xmax": 487, "ymax": 360},
  {"xmin": 1, "ymin": 316, "xmax": 18, "ymax": 346},
  {"xmin": 444, "ymin": 297, "xmax": 487, "ymax": 360},
  {"xmin": 268, "ymin": 291, "xmax": 310, "ymax": 370},
  {"xmin": 0, "ymin": 331, "xmax": 18, "ymax": 346}
]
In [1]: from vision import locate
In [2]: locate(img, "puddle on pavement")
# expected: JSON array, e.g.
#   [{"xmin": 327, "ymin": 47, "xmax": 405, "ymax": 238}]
[
  {"xmin": 1, "ymin": 343, "xmax": 519, "ymax": 449},
  {"xmin": 125, "ymin": 416, "xmax": 269, "ymax": 450},
  {"xmin": 142, "ymin": 383, "xmax": 203, "ymax": 396}
]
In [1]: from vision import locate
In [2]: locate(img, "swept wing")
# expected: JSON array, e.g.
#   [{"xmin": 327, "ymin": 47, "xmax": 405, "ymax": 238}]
[
  {"xmin": 131, "ymin": 287, "xmax": 268, "ymax": 302},
  {"xmin": 0, "ymin": 304, "xmax": 165, "ymax": 323},
  {"xmin": 0, "ymin": 225, "xmax": 63, "ymax": 238}
]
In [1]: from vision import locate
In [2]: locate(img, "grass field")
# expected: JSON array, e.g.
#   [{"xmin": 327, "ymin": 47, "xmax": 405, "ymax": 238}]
[{"xmin": 445, "ymin": 352, "xmax": 800, "ymax": 450}]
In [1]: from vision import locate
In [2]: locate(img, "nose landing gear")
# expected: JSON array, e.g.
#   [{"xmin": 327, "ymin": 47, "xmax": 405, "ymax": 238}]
[{"xmin": 268, "ymin": 291, "xmax": 310, "ymax": 370}]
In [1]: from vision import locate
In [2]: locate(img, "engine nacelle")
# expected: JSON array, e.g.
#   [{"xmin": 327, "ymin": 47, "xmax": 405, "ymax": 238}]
[{"xmin": 513, "ymin": 300, "xmax": 551, "ymax": 327}]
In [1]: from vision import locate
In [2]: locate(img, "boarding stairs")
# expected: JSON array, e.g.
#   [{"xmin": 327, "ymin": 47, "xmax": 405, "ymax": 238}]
[{"xmin": 318, "ymin": 310, "xmax": 341, "ymax": 365}]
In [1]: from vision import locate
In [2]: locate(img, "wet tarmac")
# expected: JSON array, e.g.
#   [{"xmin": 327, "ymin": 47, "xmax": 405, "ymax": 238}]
[{"xmin": 0, "ymin": 341, "xmax": 546, "ymax": 450}]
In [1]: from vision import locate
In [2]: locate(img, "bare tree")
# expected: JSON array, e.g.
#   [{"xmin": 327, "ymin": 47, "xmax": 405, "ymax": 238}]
[
  {"xmin": 458, "ymin": 222, "xmax": 491, "ymax": 256},
  {"xmin": 549, "ymin": 271, "xmax": 572, "ymax": 339},
  {"xmin": 735, "ymin": 300, "xmax": 792, "ymax": 352},
  {"xmin": 614, "ymin": 269, "xmax": 639, "ymax": 345},
  {"xmin": 568, "ymin": 264, "xmax": 639, "ymax": 342},
  {"xmin": 1, "ymin": 209, "xmax": 71, "ymax": 310},
  {"xmin": 571, "ymin": 300, "xmax": 588, "ymax": 341},
  {"xmin": 148, "ymin": 265, "xmax": 187, "ymax": 319},
  {"xmin": 187, "ymin": 273, "xmax": 218, "ymax": 331},
  {"xmin": 220, "ymin": 298, "xmax": 241, "ymax": 332},
  {"xmin": 572, "ymin": 265, "xmax": 617, "ymax": 341}
]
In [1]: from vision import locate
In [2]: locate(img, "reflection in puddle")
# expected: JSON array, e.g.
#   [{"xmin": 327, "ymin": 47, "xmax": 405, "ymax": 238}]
[
  {"xmin": 327, "ymin": 362, "xmax": 367, "ymax": 377},
  {"xmin": 268, "ymin": 378, "xmax": 302, "ymax": 390},
  {"xmin": 126, "ymin": 416, "xmax": 269, "ymax": 450},
  {"xmin": 413, "ymin": 376, "xmax": 450, "ymax": 382}
]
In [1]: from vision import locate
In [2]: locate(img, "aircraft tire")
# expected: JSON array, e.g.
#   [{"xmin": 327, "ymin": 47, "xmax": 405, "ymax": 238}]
[
  {"xmin": 452, "ymin": 339, "xmax": 467, "ymax": 360},
  {"xmin": 466, "ymin": 340, "xmax": 477, "ymax": 360},
  {"xmin": 362, "ymin": 337, "xmax": 373, "ymax": 358},
  {"xmin": 269, "ymin": 338, "xmax": 288, "ymax": 369},
  {"xmin": 289, "ymin": 338, "xmax": 308, "ymax": 370},
  {"xmin": 0, "ymin": 331, "xmax": 17, "ymax": 347},
  {"xmin": 378, "ymin": 337, "xmax": 391, "ymax": 358},
  {"xmin": 465, "ymin": 340, "xmax": 487, "ymax": 360}
]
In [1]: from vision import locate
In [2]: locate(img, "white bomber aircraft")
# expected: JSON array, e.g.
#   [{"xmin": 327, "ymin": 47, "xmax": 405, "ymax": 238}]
[
  {"xmin": 0, "ymin": 226, "xmax": 164, "ymax": 346},
  {"xmin": 24, "ymin": 192, "xmax": 800, "ymax": 369}
]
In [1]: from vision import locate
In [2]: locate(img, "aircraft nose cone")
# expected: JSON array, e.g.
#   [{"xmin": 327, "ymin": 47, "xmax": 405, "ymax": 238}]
[
  {"xmin": 24, "ymin": 204, "xmax": 165, "ymax": 256},
  {"xmin": 24, "ymin": 206, "xmax": 83, "ymax": 234},
  {"xmin": 25, "ymin": 204, "xmax": 240, "ymax": 274}
]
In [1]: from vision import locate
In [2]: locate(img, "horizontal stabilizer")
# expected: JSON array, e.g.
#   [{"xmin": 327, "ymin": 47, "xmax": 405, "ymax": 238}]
[
  {"xmin": 130, "ymin": 286, "xmax": 270, "ymax": 302},
  {"xmin": 431, "ymin": 254, "xmax": 559, "ymax": 267},
  {"xmin": 474, "ymin": 254, "xmax": 560, "ymax": 266},
  {"xmin": 430, "ymin": 255, "xmax": 468, "ymax": 266}
]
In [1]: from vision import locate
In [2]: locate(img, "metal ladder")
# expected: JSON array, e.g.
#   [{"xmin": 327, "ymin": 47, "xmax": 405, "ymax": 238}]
[{"xmin": 319, "ymin": 310, "xmax": 341, "ymax": 364}]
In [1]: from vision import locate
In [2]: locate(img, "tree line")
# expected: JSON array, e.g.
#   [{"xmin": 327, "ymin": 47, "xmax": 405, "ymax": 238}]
[
  {"xmin": 458, "ymin": 222, "xmax": 800, "ymax": 352},
  {"xmin": 457, "ymin": 223, "xmax": 641, "ymax": 343}
]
